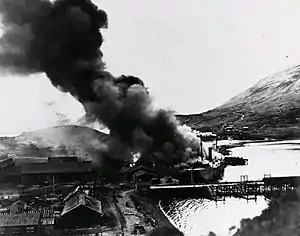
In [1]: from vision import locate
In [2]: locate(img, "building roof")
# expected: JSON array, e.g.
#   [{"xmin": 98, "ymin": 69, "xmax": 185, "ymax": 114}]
[
  {"xmin": 0, "ymin": 199, "xmax": 14, "ymax": 207},
  {"xmin": 0, "ymin": 158, "xmax": 14, "ymax": 168},
  {"xmin": 61, "ymin": 191, "xmax": 102, "ymax": 216},
  {"xmin": 17, "ymin": 162, "xmax": 93, "ymax": 175},
  {"xmin": 47, "ymin": 156, "xmax": 80, "ymax": 163},
  {"xmin": 133, "ymin": 169, "xmax": 158, "ymax": 178},
  {"xmin": 0, "ymin": 212, "xmax": 40, "ymax": 227},
  {"xmin": 64, "ymin": 186, "xmax": 80, "ymax": 203},
  {"xmin": 125, "ymin": 165, "xmax": 157, "ymax": 175},
  {"xmin": 199, "ymin": 132, "xmax": 217, "ymax": 137},
  {"xmin": 11, "ymin": 200, "xmax": 26, "ymax": 207}
]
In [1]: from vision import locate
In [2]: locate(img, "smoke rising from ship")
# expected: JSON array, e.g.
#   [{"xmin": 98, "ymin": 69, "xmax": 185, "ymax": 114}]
[{"xmin": 0, "ymin": 0, "xmax": 201, "ymax": 161}]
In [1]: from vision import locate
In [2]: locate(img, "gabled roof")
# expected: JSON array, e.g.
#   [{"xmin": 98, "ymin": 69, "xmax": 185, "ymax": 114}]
[
  {"xmin": 11, "ymin": 200, "xmax": 26, "ymax": 206},
  {"xmin": 0, "ymin": 158, "xmax": 14, "ymax": 168},
  {"xmin": 0, "ymin": 199, "xmax": 14, "ymax": 207},
  {"xmin": 61, "ymin": 191, "xmax": 102, "ymax": 216},
  {"xmin": 64, "ymin": 186, "xmax": 80, "ymax": 203},
  {"xmin": 0, "ymin": 212, "xmax": 40, "ymax": 226}
]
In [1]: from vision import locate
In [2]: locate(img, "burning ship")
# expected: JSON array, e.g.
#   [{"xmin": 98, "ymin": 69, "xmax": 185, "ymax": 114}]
[{"xmin": 173, "ymin": 136, "xmax": 226, "ymax": 184}]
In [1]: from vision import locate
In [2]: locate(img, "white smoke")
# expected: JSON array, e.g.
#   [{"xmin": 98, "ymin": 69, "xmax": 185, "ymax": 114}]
[{"xmin": 177, "ymin": 124, "xmax": 201, "ymax": 150}]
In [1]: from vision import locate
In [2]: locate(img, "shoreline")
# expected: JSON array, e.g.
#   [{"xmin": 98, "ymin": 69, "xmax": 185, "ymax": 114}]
[
  {"xmin": 130, "ymin": 191, "xmax": 178, "ymax": 229},
  {"xmin": 158, "ymin": 200, "xmax": 178, "ymax": 229},
  {"xmin": 113, "ymin": 190, "xmax": 179, "ymax": 235},
  {"xmin": 217, "ymin": 138, "xmax": 283, "ymax": 149}
]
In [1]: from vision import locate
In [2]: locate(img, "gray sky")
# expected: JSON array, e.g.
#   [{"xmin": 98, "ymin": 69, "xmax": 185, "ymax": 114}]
[
  {"xmin": 99, "ymin": 0, "xmax": 300, "ymax": 113},
  {"xmin": 1, "ymin": 0, "xmax": 300, "ymax": 135}
]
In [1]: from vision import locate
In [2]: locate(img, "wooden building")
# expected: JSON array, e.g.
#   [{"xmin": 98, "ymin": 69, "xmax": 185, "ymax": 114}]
[
  {"xmin": 40, "ymin": 210, "xmax": 55, "ymax": 235},
  {"xmin": 0, "ymin": 158, "xmax": 15, "ymax": 173},
  {"xmin": 0, "ymin": 209, "xmax": 56, "ymax": 235},
  {"xmin": 0, "ymin": 212, "xmax": 41, "ymax": 235},
  {"xmin": 58, "ymin": 190, "xmax": 104, "ymax": 229},
  {"xmin": 10, "ymin": 200, "xmax": 26, "ymax": 214},
  {"xmin": 125, "ymin": 165, "xmax": 158, "ymax": 183},
  {"xmin": 1, "ymin": 161, "xmax": 95, "ymax": 186}
]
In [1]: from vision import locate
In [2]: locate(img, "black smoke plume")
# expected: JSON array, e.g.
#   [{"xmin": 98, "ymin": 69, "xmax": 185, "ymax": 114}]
[{"xmin": 0, "ymin": 0, "xmax": 200, "ymax": 161}]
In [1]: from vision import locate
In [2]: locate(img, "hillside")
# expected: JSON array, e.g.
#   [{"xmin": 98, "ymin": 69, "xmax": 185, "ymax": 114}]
[
  {"xmin": 176, "ymin": 65, "xmax": 300, "ymax": 139},
  {"xmin": 0, "ymin": 125, "xmax": 109, "ymax": 161}
]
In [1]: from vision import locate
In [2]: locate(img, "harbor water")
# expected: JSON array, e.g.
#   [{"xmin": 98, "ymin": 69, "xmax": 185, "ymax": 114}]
[{"xmin": 161, "ymin": 140, "xmax": 300, "ymax": 236}]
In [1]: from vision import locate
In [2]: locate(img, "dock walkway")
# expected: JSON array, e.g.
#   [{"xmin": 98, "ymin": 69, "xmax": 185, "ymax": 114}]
[{"xmin": 149, "ymin": 176, "xmax": 299, "ymax": 200}]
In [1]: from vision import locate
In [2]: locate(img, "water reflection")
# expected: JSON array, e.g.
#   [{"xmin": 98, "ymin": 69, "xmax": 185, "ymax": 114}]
[
  {"xmin": 163, "ymin": 141, "xmax": 300, "ymax": 236},
  {"xmin": 223, "ymin": 141, "xmax": 300, "ymax": 181},
  {"xmin": 162, "ymin": 197, "xmax": 268, "ymax": 236}
]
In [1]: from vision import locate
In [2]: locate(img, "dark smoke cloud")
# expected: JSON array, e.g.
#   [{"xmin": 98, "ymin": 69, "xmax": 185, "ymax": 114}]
[{"xmin": 0, "ymin": 0, "xmax": 200, "ymax": 161}]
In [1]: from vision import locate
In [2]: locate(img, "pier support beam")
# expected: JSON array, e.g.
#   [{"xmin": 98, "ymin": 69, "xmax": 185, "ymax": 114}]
[{"xmin": 190, "ymin": 170, "xmax": 194, "ymax": 184}]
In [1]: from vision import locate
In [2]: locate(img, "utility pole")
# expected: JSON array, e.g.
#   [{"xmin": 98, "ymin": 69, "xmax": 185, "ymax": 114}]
[
  {"xmin": 199, "ymin": 135, "xmax": 203, "ymax": 161},
  {"xmin": 52, "ymin": 175, "xmax": 55, "ymax": 195}
]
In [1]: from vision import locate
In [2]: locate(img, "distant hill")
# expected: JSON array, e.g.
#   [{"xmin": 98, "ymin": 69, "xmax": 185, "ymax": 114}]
[
  {"xmin": 0, "ymin": 125, "xmax": 109, "ymax": 160},
  {"xmin": 176, "ymin": 65, "xmax": 300, "ymax": 139}
]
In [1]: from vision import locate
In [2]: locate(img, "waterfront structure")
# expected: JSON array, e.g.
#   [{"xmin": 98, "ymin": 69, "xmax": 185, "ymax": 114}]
[{"xmin": 149, "ymin": 175, "xmax": 298, "ymax": 200}]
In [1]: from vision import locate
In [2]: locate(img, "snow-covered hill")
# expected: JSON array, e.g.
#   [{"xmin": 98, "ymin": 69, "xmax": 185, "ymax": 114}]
[
  {"xmin": 177, "ymin": 65, "xmax": 300, "ymax": 139},
  {"xmin": 222, "ymin": 65, "xmax": 300, "ymax": 114}
]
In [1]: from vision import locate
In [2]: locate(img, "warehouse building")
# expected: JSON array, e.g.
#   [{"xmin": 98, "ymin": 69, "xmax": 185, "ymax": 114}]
[
  {"xmin": 0, "ymin": 157, "xmax": 96, "ymax": 185},
  {"xmin": 0, "ymin": 210, "xmax": 55, "ymax": 236},
  {"xmin": 58, "ymin": 189, "xmax": 104, "ymax": 230}
]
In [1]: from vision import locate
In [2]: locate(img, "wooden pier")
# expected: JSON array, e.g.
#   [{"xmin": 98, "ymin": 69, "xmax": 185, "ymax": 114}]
[{"xmin": 149, "ymin": 176, "xmax": 299, "ymax": 201}]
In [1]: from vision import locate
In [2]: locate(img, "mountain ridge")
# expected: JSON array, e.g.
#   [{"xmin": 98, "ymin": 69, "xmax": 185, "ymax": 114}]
[
  {"xmin": 176, "ymin": 65, "xmax": 300, "ymax": 139},
  {"xmin": 0, "ymin": 125, "xmax": 110, "ymax": 161}
]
